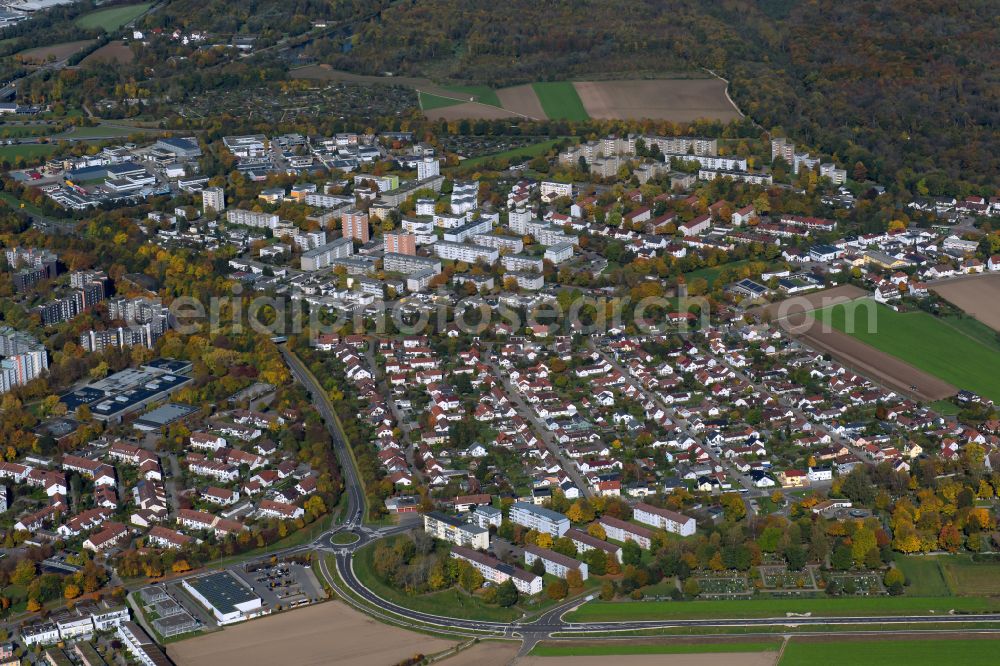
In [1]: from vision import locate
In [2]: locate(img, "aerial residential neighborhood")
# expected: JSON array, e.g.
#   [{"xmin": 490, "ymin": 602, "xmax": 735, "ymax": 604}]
[{"xmin": 0, "ymin": 1, "xmax": 994, "ymax": 665}]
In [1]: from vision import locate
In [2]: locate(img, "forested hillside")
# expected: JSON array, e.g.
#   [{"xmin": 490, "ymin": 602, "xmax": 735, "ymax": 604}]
[{"xmin": 303, "ymin": 0, "xmax": 998, "ymax": 195}]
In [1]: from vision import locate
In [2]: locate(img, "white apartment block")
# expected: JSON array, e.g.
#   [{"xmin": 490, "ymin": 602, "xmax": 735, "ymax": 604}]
[
  {"xmin": 433, "ymin": 241, "xmax": 499, "ymax": 265},
  {"xmin": 666, "ymin": 153, "xmax": 747, "ymax": 171},
  {"xmin": 540, "ymin": 181, "xmax": 573, "ymax": 201},
  {"xmin": 227, "ymin": 209, "xmax": 279, "ymax": 229},
  {"xmin": 501, "ymin": 254, "xmax": 543, "ymax": 273},
  {"xmin": 632, "ymin": 502, "xmax": 696, "ymax": 536},
  {"xmin": 450, "ymin": 546, "xmax": 543, "ymax": 595},
  {"xmin": 544, "ymin": 242, "xmax": 574, "ymax": 264},
  {"xmin": 524, "ymin": 544, "xmax": 589, "ymax": 580},
  {"xmin": 472, "ymin": 234, "xmax": 523, "ymax": 254},
  {"xmin": 510, "ymin": 502, "xmax": 569, "ymax": 537},
  {"xmin": 202, "ymin": 186, "xmax": 225, "ymax": 213},
  {"xmin": 417, "ymin": 156, "xmax": 440, "ymax": 180},
  {"xmin": 698, "ymin": 169, "xmax": 773, "ymax": 186},
  {"xmin": 423, "ymin": 512, "xmax": 490, "ymax": 549},
  {"xmin": 300, "ymin": 238, "xmax": 354, "ymax": 271}
]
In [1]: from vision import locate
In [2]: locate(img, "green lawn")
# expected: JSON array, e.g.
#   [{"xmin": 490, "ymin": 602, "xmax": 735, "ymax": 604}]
[
  {"xmin": 0, "ymin": 143, "xmax": 58, "ymax": 163},
  {"xmin": 0, "ymin": 191, "xmax": 45, "ymax": 216},
  {"xmin": 444, "ymin": 85, "xmax": 502, "ymax": 108},
  {"xmin": 459, "ymin": 138, "xmax": 564, "ymax": 169},
  {"xmin": 564, "ymin": 595, "xmax": 1000, "ymax": 622},
  {"xmin": 419, "ymin": 92, "xmax": 464, "ymax": 110},
  {"xmin": 59, "ymin": 124, "xmax": 143, "ymax": 139},
  {"xmin": 330, "ymin": 531, "xmax": 359, "ymax": 545},
  {"xmin": 939, "ymin": 313, "xmax": 1000, "ymax": 351},
  {"xmin": 814, "ymin": 299, "xmax": 1000, "ymax": 401},
  {"xmin": 75, "ymin": 3, "xmax": 152, "ymax": 30},
  {"xmin": 353, "ymin": 542, "xmax": 521, "ymax": 622},
  {"xmin": 930, "ymin": 399, "xmax": 961, "ymax": 415},
  {"xmin": 778, "ymin": 638, "xmax": 1000, "ymax": 666},
  {"xmin": 939, "ymin": 556, "xmax": 1000, "ymax": 596},
  {"xmin": 532, "ymin": 82, "xmax": 589, "ymax": 121},
  {"xmin": 531, "ymin": 641, "xmax": 781, "ymax": 656},
  {"xmin": 894, "ymin": 556, "xmax": 951, "ymax": 597}
]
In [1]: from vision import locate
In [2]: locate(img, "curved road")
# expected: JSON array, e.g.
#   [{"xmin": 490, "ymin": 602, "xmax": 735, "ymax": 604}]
[{"xmin": 280, "ymin": 344, "xmax": 1000, "ymax": 645}]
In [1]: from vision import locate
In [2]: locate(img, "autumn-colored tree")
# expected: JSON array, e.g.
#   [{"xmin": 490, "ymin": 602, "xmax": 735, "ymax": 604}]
[
  {"xmin": 63, "ymin": 584, "xmax": 81, "ymax": 600},
  {"xmin": 587, "ymin": 522, "xmax": 607, "ymax": 541},
  {"xmin": 566, "ymin": 569, "xmax": 583, "ymax": 589},
  {"xmin": 938, "ymin": 523, "xmax": 963, "ymax": 553}
]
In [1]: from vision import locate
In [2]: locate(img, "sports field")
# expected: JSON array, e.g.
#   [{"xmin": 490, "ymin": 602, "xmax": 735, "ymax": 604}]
[
  {"xmin": 778, "ymin": 638, "xmax": 1000, "ymax": 666},
  {"xmin": 814, "ymin": 299, "xmax": 1000, "ymax": 402},
  {"xmin": 75, "ymin": 3, "xmax": 152, "ymax": 30}
]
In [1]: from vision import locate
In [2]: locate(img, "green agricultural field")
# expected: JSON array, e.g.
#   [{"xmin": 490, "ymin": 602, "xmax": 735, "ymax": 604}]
[
  {"xmin": 75, "ymin": 3, "xmax": 152, "ymax": 31},
  {"xmin": 564, "ymin": 595, "xmax": 1000, "ymax": 622},
  {"xmin": 444, "ymin": 85, "xmax": 502, "ymax": 107},
  {"xmin": 815, "ymin": 299, "xmax": 1000, "ymax": 402},
  {"xmin": 894, "ymin": 556, "xmax": 951, "ymax": 597},
  {"xmin": 532, "ymin": 82, "xmax": 589, "ymax": 121},
  {"xmin": 418, "ymin": 92, "xmax": 464, "ymax": 110},
  {"xmin": 531, "ymin": 641, "xmax": 781, "ymax": 656},
  {"xmin": 778, "ymin": 638, "xmax": 1000, "ymax": 666}
]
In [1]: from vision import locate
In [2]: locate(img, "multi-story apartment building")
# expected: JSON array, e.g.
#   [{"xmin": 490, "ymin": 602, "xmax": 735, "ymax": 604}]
[
  {"xmin": 0, "ymin": 327, "xmax": 47, "ymax": 393},
  {"xmin": 471, "ymin": 234, "xmax": 523, "ymax": 254},
  {"xmin": 599, "ymin": 515, "xmax": 654, "ymax": 549},
  {"xmin": 383, "ymin": 253, "xmax": 441, "ymax": 276},
  {"xmin": 416, "ymin": 155, "xmax": 440, "ymax": 180},
  {"xmin": 202, "ymin": 186, "xmax": 225, "ymax": 214},
  {"xmin": 665, "ymin": 154, "xmax": 748, "ymax": 171},
  {"xmin": 443, "ymin": 218, "xmax": 493, "ymax": 243},
  {"xmin": 565, "ymin": 527, "xmax": 623, "ymax": 563},
  {"xmin": 524, "ymin": 544, "xmax": 589, "ymax": 580},
  {"xmin": 698, "ymin": 169, "xmax": 774, "ymax": 186},
  {"xmin": 433, "ymin": 241, "xmax": 499, "ymax": 265},
  {"xmin": 450, "ymin": 546, "xmax": 543, "ymax": 595},
  {"xmin": 423, "ymin": 511, "xmax": 490, "ymax": 549},
  {"xmin": 771, "ymin": 137, "xmax": 795, "ymax": 164},
  {"xmin": 300, "ymin": 238, "xmax": 354, "ymax": 271},
  {"xmin": 501, "ymin": 254, "xmax": 543, "ymax": 273},
  {"xmin": 632, "ymin": 502, "xmax": 697, "ymax": 536},
  {"xmin": 383, "ymin": 232, "xmax": 416, "ymax": 256},
  {"xmin": 342, "ymin": 210, "xmax": 370, "ymax": 243},
  {"xmin": 227, "ymin": 209, "xmax": 279, "ymax": 229},
  {"xmin": 509, "ymin": 502, "xmax": 569, "ymax": 537}
]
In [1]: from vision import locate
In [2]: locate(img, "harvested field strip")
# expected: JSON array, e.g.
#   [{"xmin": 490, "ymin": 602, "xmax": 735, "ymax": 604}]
[
  {"xmin": 16, "ymin": 40, "xmax": 95, "ymax": 64},
  {"xmin": 815, "ymin": 299, "xmax": 1000, "ymax": 401},
  {"xmin": 532, "ymin": 82, "xmax": 590, "ymax": 120},
  {"xmin": 167, "ymin": 601, "xmax": 456, "ymax": 666},
  {"xmin": 574, "ymin": 78, "xmax": 742, "ymax": 122},
  {"xmin": 931, "ymin": 274, "xmax": 1000, "ymax": 333},
  {"xmin": 496, "ymin": 84, "xmax": 547, "ymax": 119}
]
